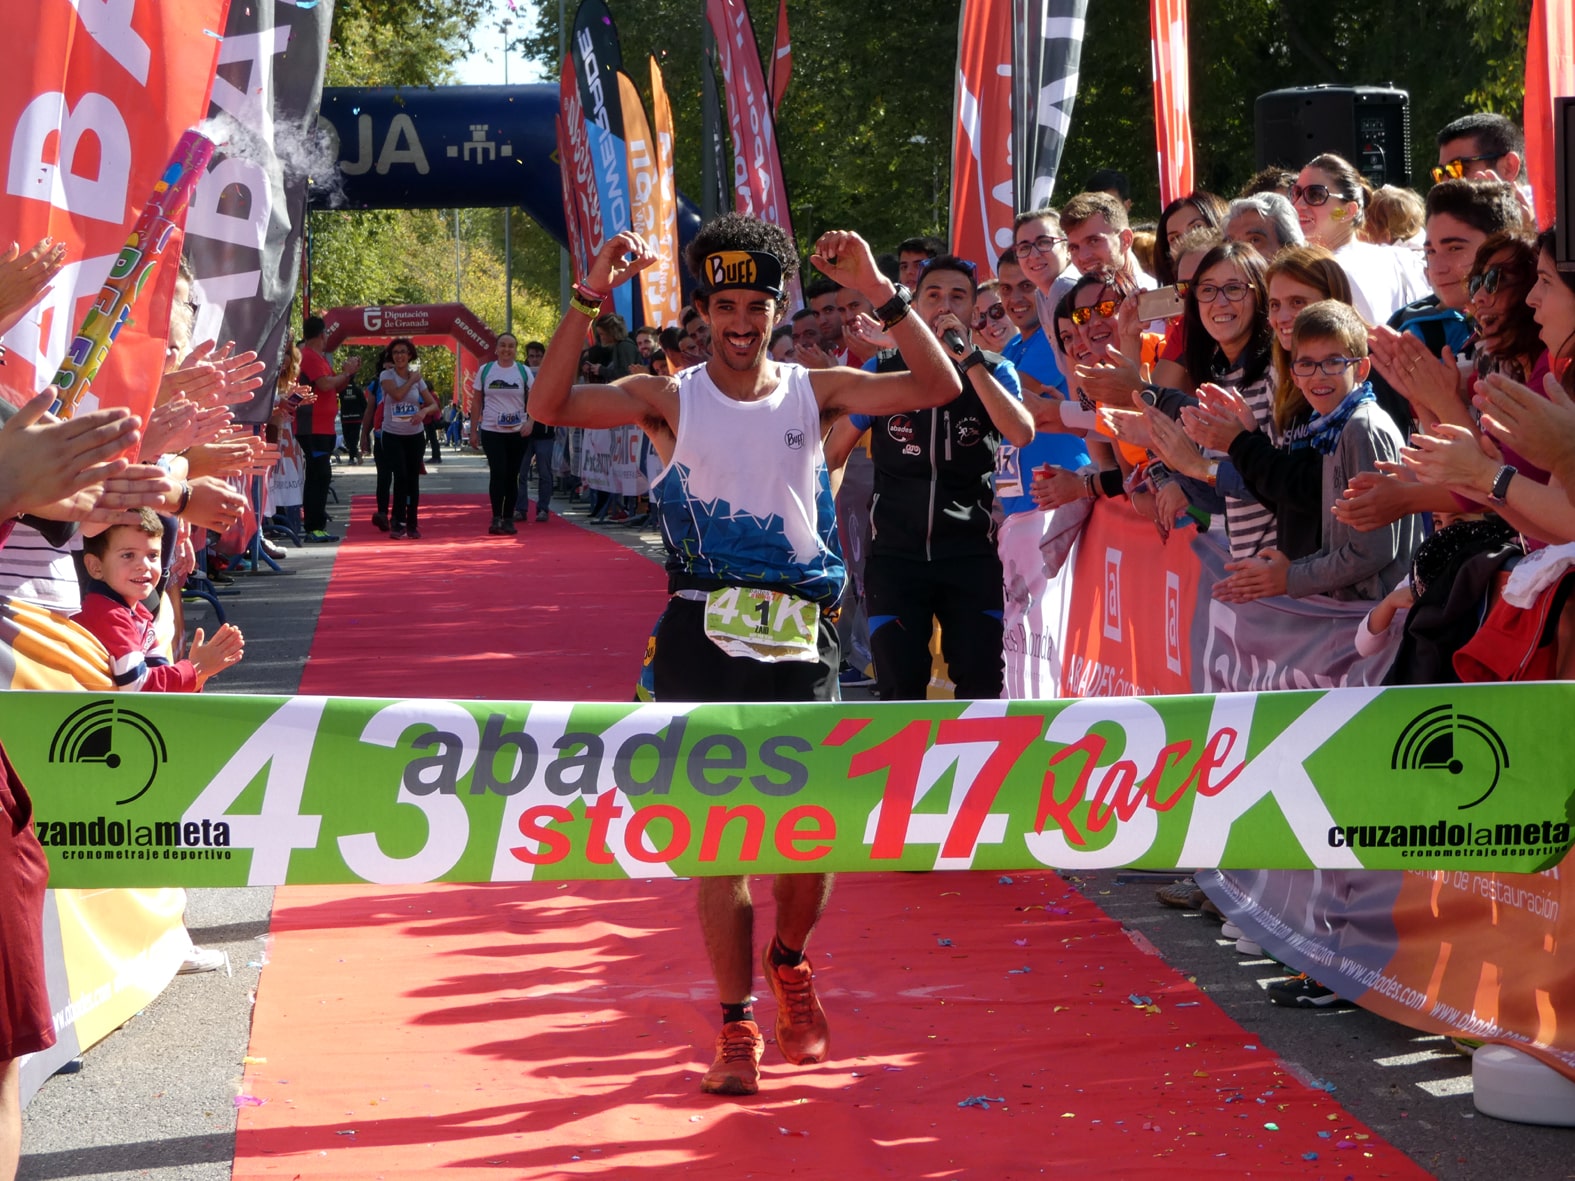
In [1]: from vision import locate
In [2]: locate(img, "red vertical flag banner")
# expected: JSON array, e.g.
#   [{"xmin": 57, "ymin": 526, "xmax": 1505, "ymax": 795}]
[
  {"xmin": 559, "ymin": 56, "xmax": 601, "ymax": 283},
  {"xmin": 1525, "ymin": 0, "xmax": 1574, "ymax": 231},
  {"xmin": 703, "ymin": 0, "xmax": 793, "ymax": 232},
  {"xmin": 950, "ymin": 0, "xmax": 1016, "ymax": 276},
  {"xmin": 1150, "ymin": 0, "xmax": 1194, "ymax": 209},
  {"xmin": 647, "ymin": 58, "xmax": 683, "ymax": 328},
  {"xmin": 768, "ymin": 0, "xmax": 793, "ymax": 116},
  {"xmin": 0, "ymin": 0, "xmax": 227, "ymax": 421}
]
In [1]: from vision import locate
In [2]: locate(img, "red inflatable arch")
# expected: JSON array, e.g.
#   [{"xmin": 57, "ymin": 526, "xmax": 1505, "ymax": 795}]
[{"xmin": 319, "ymin": 303, "xmax": 501, "ymax": 408}]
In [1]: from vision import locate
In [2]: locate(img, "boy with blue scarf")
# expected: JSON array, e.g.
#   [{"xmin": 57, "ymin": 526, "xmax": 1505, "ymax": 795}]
[{"xmin": 1213, "ymin": 300, "xmax": 1422, "ymax": 603}]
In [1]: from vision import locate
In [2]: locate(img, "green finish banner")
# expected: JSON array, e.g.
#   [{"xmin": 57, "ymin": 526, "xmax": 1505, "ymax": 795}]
[{"xmin": 11, "ymin": 686, "xmax": 1571, "ymax": 888}]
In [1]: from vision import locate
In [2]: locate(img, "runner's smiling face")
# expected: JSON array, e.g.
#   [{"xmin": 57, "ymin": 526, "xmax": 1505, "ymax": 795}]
[
  {"xmin": 701, "ymin": 289, "xmax": 782, "ymax": 372},
  {"xmin": 496, "ymin": 336, "xmax": 518, "ymax": 365}
]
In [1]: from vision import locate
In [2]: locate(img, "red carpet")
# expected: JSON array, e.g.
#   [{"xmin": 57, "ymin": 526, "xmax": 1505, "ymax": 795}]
[
  {"xmin": 234, "ymin": 495, "xmax": 1427, "ymax": 1179},
  {"xmin": 301, "ymin": 494, "xmax": 669, "ymax": 701}
]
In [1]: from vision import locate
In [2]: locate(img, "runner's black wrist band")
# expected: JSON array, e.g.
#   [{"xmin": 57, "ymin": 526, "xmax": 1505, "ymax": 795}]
[
  {"xmin": 960, "ymin": 349, "xmax": 987, "ymax": 373},
  {"xmin": 874, "ymin": 285, "xmax": 912, "ymax": 330}
]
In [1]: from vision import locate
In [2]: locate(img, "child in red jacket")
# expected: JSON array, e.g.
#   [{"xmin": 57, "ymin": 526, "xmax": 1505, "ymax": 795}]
[{"xmin": 74, "ymin": 509, "xmax": 244, "ymax": 690}]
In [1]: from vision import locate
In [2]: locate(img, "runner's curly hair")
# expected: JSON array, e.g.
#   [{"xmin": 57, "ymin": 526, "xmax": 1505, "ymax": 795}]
[{"xmin": 684, "ymin": 212, "xmax": 800, "ymax": 289}]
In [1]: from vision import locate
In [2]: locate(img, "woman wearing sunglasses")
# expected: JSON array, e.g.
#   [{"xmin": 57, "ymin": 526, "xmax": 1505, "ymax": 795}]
[
  {"xmin": 972, "ymin": 280, "xmax": 1018, "ymax": 355},
  {"xmin": 1153, "ymin": 191, "xmax": 1229, "ymax": 287},
  {"xmin": 1290, "ymin": 153, "xmax": 1427, "ymax": 326}
]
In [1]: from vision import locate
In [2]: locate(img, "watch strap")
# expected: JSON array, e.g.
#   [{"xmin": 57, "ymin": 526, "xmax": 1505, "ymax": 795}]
[
  {"xmin": 874, "ymin": 285, "xmax": 912, "ymax": 330},
  {"xmin": 1488, "ymin": 464, "xmax": 1517, "ymax": 504}
]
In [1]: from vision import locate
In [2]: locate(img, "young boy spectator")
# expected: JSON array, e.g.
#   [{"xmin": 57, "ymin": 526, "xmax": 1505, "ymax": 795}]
[
  {"xmin": 74, "ymin": 509, "xmax": 244, "ymax": 692},
  {"xmin": 1213, "ymin": 301, "xmax": 1421, "ymax": 604}
]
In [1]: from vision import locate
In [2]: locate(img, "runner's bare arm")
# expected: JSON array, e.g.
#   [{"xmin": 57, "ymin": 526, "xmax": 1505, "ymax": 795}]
[
  {"xmin": 808, "ymin": 231, "xmax": 962, "ymax": 419},
  {"xmin": 529, "ymin": 233, "xmax": 678, "ymax": 434}
]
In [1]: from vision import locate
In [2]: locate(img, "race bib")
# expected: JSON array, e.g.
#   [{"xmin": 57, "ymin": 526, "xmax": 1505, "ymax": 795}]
[
  {"xmin": 995, "ymin": 444, "xmax": 1023, "ymax": 499},
  {"xmin": 702, "ymin": 586, "xmax": 818, "ymax": 663},
  {"xmin": 390, "ymin": 400, "xmax": 418, "ymax": 420},
  {"xmin": 497, "ymin": 411, "xmax": 523, "ymax": 428}
]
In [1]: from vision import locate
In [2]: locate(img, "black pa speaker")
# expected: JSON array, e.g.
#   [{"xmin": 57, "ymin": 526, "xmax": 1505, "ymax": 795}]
[{"xmin": 1255, "ymin": 85, "xmax": 1411, "ymax": 188}]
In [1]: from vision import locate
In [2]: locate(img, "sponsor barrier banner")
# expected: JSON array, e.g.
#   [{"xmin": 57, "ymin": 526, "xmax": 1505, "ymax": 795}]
[
  {"xmin": 0, "ymin": 0, "xmax": 225, "ymax": 415},
  {"xmin": 1061, "ymin": 500, "xmax": 1399, "ymax": 696},
  {"xmin": 14, "ymin": 683, "xmax": 1572, "ymax": 889},
  {"xmin": 1202, "ymin": 865, "xmax": 1575, "ymax": 1082},
  {"xmin": 1063, "ymin": 501, "xmax": 1575, "ymax": 1081}
]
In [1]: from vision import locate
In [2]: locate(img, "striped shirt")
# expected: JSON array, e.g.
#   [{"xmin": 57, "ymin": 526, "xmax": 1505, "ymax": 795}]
[{"xmin": 1219, "ymin": 364, "xmax": 1278, "ymax": 561}]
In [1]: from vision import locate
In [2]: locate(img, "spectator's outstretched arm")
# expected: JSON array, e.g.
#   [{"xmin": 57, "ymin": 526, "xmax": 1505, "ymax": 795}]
[{"xmin": 0, "ymin": 391, "xmax": 139, "ymax": 518}]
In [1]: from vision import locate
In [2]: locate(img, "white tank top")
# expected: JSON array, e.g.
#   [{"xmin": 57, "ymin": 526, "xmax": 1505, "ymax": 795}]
[{"xmin": 649, "ymin": 362, "xmax": 844, "ymax": 606}]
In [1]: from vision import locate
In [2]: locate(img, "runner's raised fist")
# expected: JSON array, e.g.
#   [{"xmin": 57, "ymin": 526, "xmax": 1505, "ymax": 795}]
[
  {"xmin": 810, "ymin": 232, "xmax": 892, "ymax": 304},
  {"xmin": 588, "ymin": 232, "xmax": 657, "ymax": 293}
]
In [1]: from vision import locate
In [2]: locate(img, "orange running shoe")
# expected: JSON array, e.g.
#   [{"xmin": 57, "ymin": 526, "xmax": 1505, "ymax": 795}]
[
  {"xmin": 760, "ymin": 944, "xmax": 830, "ymax": 1065},
  {"xmin": 700, "ymin": 1020, "xmax": 764, "ymax": 1095}
]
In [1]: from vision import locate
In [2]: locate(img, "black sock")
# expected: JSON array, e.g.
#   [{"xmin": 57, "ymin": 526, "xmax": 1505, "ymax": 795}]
[
  {"xmin": 721, "ymin": 1002, "xmax": 754, "ymax": 1025},
  {"xmin": 769, "ymin": 936, "xmax": 805, "ymax": 968}
]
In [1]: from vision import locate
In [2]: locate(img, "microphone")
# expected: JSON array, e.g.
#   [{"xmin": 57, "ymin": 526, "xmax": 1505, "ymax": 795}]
[{"xmin": 942, "ymin": 328, "xmax": 967, "ymax": 356}]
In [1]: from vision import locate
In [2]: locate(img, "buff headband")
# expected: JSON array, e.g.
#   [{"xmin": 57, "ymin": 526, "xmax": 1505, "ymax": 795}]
[{"xmin": 698, "ymin": 249, "xmax": 785, "ymax": 299}]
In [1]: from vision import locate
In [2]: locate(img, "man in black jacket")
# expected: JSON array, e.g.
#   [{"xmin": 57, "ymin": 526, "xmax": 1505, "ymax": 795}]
[{"xmin": 824, "ymin": 256, "xmax": 1034, "ymax": 700}]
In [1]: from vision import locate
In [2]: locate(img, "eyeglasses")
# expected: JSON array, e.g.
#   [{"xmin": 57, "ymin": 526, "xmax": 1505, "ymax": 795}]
[
  {"xmin": 1194, "ymin": 281, "xmax": 1250, "ymax": 303},
  {"xmin": 1290, "ymin": 355, "xmax": 1363, "ymax": 377},
  {"xmin": 973, "ymin": 303, "xmax": 1007, "ymax": 329},
  {"xmin": 1432, "ymin": 154, "xmax": 1500, "ymax": 184},
  {"xmin": 1013, "ymin": 235, "xmax": 1067, "ymax": 259},
  {"xmin": 1070, "ymin": 298, "xmax": 1119, "ymax": 325},
  {"xmin": 1468, "ymin": 265, "xmax": 1519, "ymax": 299},
  {"xmin": 1289, "ymin": 183, "xmax": 1331, "ymax": 207}
]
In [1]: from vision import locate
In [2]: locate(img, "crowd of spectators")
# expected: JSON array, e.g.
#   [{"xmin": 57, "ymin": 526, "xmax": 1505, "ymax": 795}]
[{"xmin": 3, "ymin": 102, "xmax": 1573, "ymax": 1168}]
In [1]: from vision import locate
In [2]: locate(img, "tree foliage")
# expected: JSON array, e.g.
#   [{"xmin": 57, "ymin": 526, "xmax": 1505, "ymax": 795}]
[
  {"xmin": 311, "ymin": 0, "xmax": 1534, "ymax": 337},
  {"xmin": 305, "ymin": 0, "xmax": 553, "ymax": 394},
  {"xmin": 517, "ymin": 0, "xmax": 1532, "ymax": 240}
]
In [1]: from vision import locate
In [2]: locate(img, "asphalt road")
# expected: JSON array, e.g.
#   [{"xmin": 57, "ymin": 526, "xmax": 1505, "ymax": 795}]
[{"xmin": 19, "ymin": 448, "xmax": 1574, "ymax": 1179}]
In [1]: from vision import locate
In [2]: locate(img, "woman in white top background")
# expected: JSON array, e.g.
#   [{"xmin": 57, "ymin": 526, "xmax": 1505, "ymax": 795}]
[
  {"xmin": 377, "ymin": 338, "xmax": 439, "ymax": 540},
  {"xmin": 1291, "ymin": 153, "xmax": 1427, "ymax": 326}
]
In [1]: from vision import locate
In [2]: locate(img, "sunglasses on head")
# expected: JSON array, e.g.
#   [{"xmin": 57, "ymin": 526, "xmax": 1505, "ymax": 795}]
[
  {"xmin": 1070, "ymin": 298, "xmax": 1119, "ymax": 326},
  {"xmin": 1431, "ymin": 154, "xmax": 1500, "ymax": 185},
  {"xmin": 973, "ymin": 303, "xmax": 1008, "ymax": 329}
]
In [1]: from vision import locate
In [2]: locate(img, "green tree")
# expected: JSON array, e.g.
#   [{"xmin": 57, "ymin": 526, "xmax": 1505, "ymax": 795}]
[{"xmin": 307, "ymin": 0, "xmax": 556, "ymax": 382}]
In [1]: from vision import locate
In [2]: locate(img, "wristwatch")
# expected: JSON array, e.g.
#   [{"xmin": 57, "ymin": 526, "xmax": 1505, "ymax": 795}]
[
  {"xmin": 874, "ymin": 284, "xmax": 912, "ymax": 330},
  {"xmin": 960, "ymin": 349, "xmax": 988, "ymax": 373},
  {"xmin": 1488, "ymin": 463, "xmax": 1517, "ymax": 505},
  {"xmin": 1203, "ymin": 460, "xmax": 1220, "ymax": 486}
]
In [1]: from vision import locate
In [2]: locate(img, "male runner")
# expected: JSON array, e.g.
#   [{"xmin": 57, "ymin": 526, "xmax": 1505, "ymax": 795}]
[{"xmin": 530, "ymin": 214, "xmax": 960, "ymax": 1096}]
